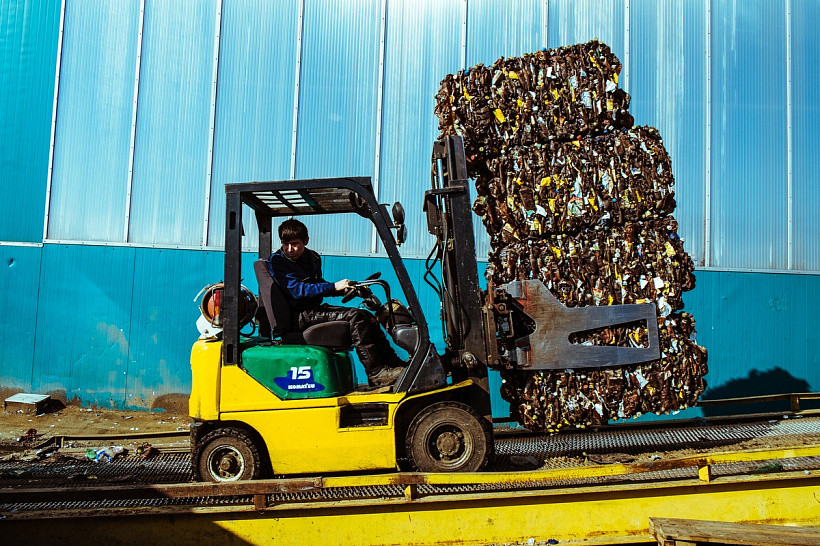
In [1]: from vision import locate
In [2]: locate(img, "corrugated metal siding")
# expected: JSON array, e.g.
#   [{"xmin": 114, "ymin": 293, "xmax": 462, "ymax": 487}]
[
  {"xmin": 296, "ymin": 0, "xmax": 382, "ymax": 178},
  {"xmin": 37, "ymin": 0, "xmax": 819, "ymax": 272},
  {"xmin": 0, "ymin": 246, "xmax": 41, "ymax": 392},
  {"xmin": 207, "ymin": 0, "xmax": 300, "ymax": 248},
  {"xmin": 548, "ymin": 0, "xmax": 625, "ymax": 54},
  {"xmin": 466, "ymin": 0, "xmax": 546, "ymax": 67},
  {"xmin": 127, "ymin": 0, "xmax": 218, "ymax": 246},
  {"xmin": 47, "ymin": 0, "xmax": 141, "ymax": 242},
  {"xmin": 465, "ymin": 0, "xmax": 547, "ymax": 260},
  {"xmin": 378, "ymin": 0, "xmax": 463, "ymax": 258},
  {"xmin": 710, "ymin": 1, "xmax": 788, "ymax": 270},
  {"xmin": 629, "ymin": 0, "xmax": 707, "ymax": 266},
  {"xmin": 790, "ymin": 0, "xmax": 820, "ymax": 272},
  {"xmin": 0, "ymin": 0, "xmax": 59, "ymax": 242},
  {"xmin": 2, "ymin": 0, "xmax": 819, "ymax": 411},
  {"xmin": 294, "ymin": 0, "xmax": 384, "ymax": 256}
]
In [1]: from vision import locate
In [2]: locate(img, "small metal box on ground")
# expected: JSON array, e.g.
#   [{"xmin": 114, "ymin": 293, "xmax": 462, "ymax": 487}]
[{"xmin": 4, "ymin": 393, "xmax": 52, "ymax": 415}]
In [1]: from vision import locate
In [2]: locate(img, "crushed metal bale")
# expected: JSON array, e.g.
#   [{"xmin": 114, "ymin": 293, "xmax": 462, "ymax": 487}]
[{"xmin": 435, "ymin": 39, "xmax": 708, "ymax": 432}]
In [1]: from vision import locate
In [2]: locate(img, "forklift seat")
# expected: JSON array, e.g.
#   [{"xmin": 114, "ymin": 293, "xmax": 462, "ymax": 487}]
[{"xmin": 253, "ymin": 260, "xmax": 352, "ymax": 349}]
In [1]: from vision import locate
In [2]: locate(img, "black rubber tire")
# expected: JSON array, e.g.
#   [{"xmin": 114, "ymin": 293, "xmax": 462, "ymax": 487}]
[
  {"xmin": 196, "ymin": 428, "xmax": 262, "ymax": 482},
  {"xmin": 405, "ymin": 401, "xmax": 492, "ymax": 472}
]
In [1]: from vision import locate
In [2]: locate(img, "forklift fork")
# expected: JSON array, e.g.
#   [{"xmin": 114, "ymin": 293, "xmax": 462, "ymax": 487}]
[{"xmin": 503, "ymin": 279, "xmax": 660, "ymax": 370}]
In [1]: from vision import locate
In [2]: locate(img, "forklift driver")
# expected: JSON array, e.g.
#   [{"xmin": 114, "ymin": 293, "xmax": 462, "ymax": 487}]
[{"xmin": 266, "ymin": 219, "xmax": 406, "ymax": 387}]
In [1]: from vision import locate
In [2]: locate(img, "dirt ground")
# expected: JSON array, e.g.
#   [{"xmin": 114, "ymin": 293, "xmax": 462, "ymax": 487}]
[
  {"xmin": 2, "ymin": 397, "xmax": 819, "ymax": 465},
  {"xmin": 0, "ymin": 403, "xmax": 190, "ymax": 455}
]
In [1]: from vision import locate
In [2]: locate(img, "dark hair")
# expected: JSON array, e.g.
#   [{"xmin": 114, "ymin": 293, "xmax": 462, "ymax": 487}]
[{"xmin": 278, "ymin": 218, "xmax": 309, "ymax": 243}]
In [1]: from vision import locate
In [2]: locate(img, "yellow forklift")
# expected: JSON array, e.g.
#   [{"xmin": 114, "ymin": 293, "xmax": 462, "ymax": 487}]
[{"xmin": 189, "ymin": 136, "xmax": 660, "ymax": 481}]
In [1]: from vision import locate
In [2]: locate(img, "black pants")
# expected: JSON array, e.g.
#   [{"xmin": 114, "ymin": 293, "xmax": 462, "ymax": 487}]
[{"xmin": 296, "ymin": 304, "xmax": 402, "ymax": 377}]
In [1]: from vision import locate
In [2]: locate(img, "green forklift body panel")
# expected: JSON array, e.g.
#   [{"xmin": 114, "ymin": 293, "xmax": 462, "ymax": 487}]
[{"xmin": 241, "ymin": 344, "xmax": 356, "ymax": 400}]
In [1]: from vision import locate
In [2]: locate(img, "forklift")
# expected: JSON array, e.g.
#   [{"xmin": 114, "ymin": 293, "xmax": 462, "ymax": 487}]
[{"xmin": 188, "ymin": 136, "xmax": 660, "ymax": 482}]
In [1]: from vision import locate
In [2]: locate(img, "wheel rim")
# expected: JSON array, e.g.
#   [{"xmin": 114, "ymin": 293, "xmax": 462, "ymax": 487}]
[
  {"xmin": 206, "ymin": 444, "xmax": 246, "ymax": 481},
  {"xmin": 424, "ymin": 421, "xmax": 473, "ymax": 469}
]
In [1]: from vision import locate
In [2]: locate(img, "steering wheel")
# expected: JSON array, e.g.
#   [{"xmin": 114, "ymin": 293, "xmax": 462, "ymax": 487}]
[{"xmin": 341, "ymin": 272, "xmax": 381, "ymax": 304}]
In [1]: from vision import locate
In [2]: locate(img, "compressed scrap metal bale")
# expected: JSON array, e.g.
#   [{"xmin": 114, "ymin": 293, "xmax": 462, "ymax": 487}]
[
  {"xmin": 435, "ymin": 40, "xmax": 633, "ymax": 159},
  {"xmin": 499, "ymin": 315, "xmax": 708, "ymax": 432},
  {"xmin": 488, "ymin": 219, "xmax": 706, "ymax": 430},
  {"xmin": 489, "ymin": 218, "xmax": 695, "ymax": 313},
  {"xmin": 472, "ymin": 127, "xmax": 676, "ymax": 241},
  {"xmin": 435, "ymin": 40, "xmax": 708, "ymax": 432},
  {"xmin": 492, "ymin": 223, "xmax": 708, "ymax": 430}
]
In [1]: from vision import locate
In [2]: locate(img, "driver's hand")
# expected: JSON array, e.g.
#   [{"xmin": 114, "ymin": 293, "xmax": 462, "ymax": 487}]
[{"xmin": 334, "ymin": 279, "xmax": 352, "ymax": 291}]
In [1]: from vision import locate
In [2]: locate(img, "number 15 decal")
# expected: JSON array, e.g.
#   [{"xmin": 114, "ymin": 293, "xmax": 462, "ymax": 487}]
[{"xmin": 290, "ymin": 366, "xmax": 311, "ymax": 380}]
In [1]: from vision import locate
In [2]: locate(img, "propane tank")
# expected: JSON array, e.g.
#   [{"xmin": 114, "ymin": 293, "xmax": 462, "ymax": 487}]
[{"xmin": 194, "ymin": 282, "xmax": 258, "ymax": 339}]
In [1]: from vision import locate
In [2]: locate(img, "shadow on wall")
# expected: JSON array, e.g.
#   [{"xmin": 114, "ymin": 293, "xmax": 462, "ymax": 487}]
[
  {"xmin": 151, "ymin": 393, "xmax": 190, "ymax": 413},
  {"xmin": 700, "ymin": 367, "xmax": 820, "ymax": 417}
]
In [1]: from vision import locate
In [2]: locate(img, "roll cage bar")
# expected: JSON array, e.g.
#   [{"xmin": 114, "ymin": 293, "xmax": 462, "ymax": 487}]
[{"xmin": 221, "ymin": 177, "xmax": 439, "ymax": 394}]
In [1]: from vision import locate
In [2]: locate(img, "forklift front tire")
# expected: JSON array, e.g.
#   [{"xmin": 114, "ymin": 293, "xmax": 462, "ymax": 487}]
[
  {"xmin": 406, "ymin": 401, "xmax": 492, "ymax": 472},
  {"xmin": 196, "ymin": 428, "xmax": 262, "ymax": 482}
]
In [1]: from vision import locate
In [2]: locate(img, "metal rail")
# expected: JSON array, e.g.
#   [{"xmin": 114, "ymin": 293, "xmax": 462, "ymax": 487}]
[
  {"xmin": 3, "ymin": 460, "xmax": 820, "ymax": 546},
  {"xmin": 3, "ymin": 444, "xmax": 820, "ymax": 512},
  {"xmin": 697, "ymin": 392, "xmax": 820, "ymax": 412}
]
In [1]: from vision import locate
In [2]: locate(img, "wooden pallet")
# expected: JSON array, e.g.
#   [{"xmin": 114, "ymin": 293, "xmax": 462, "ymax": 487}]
[{"xmin": 650, "ymin": 517, "xmax": 820, "ymax": 546}]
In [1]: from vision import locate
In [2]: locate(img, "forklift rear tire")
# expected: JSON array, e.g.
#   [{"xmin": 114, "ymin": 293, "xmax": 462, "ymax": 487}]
[
  {"xmin": 196, "ymin": 428, "xmax": 262, "ymax": 482},
  {"xmin": 406, "ymin": 401, "xmax": 492, "ymax": 472}
]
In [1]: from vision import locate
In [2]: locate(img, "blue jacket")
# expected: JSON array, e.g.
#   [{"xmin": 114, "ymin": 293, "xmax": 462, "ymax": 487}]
[{"xmin": 267, "ymin": 248, "xmax": 336, "ymax": 310}]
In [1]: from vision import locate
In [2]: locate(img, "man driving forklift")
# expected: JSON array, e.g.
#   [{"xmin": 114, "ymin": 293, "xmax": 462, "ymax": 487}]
[{"xmin": 266, "ymin": 219, "xmax": 406, "ymax": 387}]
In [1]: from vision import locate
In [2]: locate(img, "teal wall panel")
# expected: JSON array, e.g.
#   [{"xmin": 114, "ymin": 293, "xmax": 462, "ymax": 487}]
[
  {"xmin": 1, "ymin": 242, "xmax": 818, "ymax": 419},
  {"xmin": 684, "ymin": 270, "xmax": 819, "ymax": 398},
  {"xmin": 125, "ymin": 248, "xmax": 222, "ymax": 409},
  {"xmin": 0, "ymin": 0, "xmax": 60, "ymax": 242},
  {"xmin": 322, "ymin": 253, "xmax": 510, "ymax": 417},
  {"xmin": 0, "ymin": 246, "xmax": 42, "ymax": 392},
  {"xmin": 32, "ymin": 244, "xmax": 137, "ymax": 406}
]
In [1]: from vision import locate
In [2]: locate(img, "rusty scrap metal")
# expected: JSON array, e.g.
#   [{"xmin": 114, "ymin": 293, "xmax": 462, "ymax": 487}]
[{"xmin": 435, "ymin": 40, "xmax": 708, "ymax": 432}]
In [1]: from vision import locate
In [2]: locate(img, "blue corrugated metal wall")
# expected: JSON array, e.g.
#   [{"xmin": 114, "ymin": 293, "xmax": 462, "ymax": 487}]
[
  {"xmin": 0, "ymin": 0, "xmax": 59, "ymax": 242},
  {"xmin": 6, "ymin": 241, "xmax": 817, "ymax": 414},
  {"xmin": 0, "ymin": 246, "xmax": 41, "ymax": 392},
  {"xmin": 47, "ymin": 0, "xmax": 140, "ymax": 242},
  {"xmin": 629, "ymin": 1, "xmax": 707, "ymax": 264},
  {"xmin": 0, "ymin": 0, "xmax": 818, "ymax": 415},
  {"xmin": 790, "ymin": 0, "xmax": 820, "ymax": 271}
]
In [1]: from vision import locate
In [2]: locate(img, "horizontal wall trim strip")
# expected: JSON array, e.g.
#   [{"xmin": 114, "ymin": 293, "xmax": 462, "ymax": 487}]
[
  {"xmin": 0, "ymin": 240, "xmax": 804, "ymax": 276},
  {"xmin": 0, "ymin": 242, "xmax": 44, "ymax": 248}
]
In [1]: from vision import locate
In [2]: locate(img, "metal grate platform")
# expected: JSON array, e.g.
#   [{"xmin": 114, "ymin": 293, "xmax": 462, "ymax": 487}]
[
  {"xmin": 2, "ymin": 415, "xmax": 820, "ymax": 514},
  {"xmin": 493, "ymin": 416, "xmax": 820, "ymax": 469}
]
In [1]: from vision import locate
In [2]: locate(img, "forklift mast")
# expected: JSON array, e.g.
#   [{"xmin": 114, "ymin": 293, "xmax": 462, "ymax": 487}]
[
  {"xmin": 426, "ymin": 137, "xmax": 492, "ymax": 417},
  {"xmin": 425, "ymin": 136, "xmax": 661, "ymax": 383}
]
